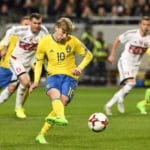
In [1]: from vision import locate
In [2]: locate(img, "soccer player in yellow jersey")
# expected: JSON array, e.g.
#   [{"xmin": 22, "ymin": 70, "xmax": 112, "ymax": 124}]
[
  {"xmin": 0, "ymin": 16, "xmax": 30, "ymax": 117},
  {"xmin": 29, "ymin": 17, "xmax": 93, "ymax": 144}
]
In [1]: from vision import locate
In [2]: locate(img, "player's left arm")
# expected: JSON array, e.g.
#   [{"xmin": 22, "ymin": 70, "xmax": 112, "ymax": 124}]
[
  {"xmin": 72, "ymin": 38, "xmax": 93, "ymax": 75},
  {"xmin": 78, "ymin": 50, "xmax": 93, "ymax": 70},
  {"xmin": 72, "ymin": 50, "xmax": 93, "ymax": 76}
]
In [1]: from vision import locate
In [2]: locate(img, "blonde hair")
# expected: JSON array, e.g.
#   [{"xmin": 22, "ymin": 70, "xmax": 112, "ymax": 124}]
[{"xmin": 55, "ymin": 17, "xmax": 75, "ymax": 33}]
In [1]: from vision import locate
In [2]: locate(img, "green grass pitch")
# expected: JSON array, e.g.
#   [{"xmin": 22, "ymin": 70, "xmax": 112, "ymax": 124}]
[{"xmin": 0, "ymin": 86, "xmax": 150, "ymax": 150}]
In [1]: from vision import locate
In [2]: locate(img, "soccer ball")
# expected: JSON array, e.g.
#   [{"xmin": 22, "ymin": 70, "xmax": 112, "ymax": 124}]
[{"xmin": 88, "ymin": 112, "xmax": 108, "ymax": 132}]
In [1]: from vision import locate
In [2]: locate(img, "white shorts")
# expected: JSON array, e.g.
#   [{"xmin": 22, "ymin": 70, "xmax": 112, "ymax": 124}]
[
  {"xmin": 9, "ymin": 56, "xmax": 31, "ymax": 81},
  {"xmin": 118, "ymin": 58, "xmax": 139, "ymax": 84}
]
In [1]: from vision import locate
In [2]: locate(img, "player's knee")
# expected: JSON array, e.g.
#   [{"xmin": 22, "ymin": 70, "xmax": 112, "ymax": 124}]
[
  {"xmin": 126, "ymin": 78, "xmax": 136, "ymax": 86},
  {"xmin": 8, "ymin": 85, "xmax": 16, "ymax": 93},
  {"xmin": 8, "ymin": 82, "xmax": 18, "ymax": 93},
  {"xmin": 129, "ymin": 82, "xmax": 136, "ymax": 87},
  {"xmin": 21, "ymin": 79, "xmax": 30, "ymax": 88},
  {"xmin": 19, "ymin": 74, "xmax": 30, "ymax": 87}
]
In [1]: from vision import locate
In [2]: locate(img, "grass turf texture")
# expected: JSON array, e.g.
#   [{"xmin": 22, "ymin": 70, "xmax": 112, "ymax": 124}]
[{"xmin": 0, "ymin": 86, "xmax": 150, "ymax": 150}]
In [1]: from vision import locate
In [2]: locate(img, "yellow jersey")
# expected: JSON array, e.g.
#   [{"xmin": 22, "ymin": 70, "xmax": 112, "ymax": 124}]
[
  {"xmin": 34, "ymin": 34, "xmax": 93, "ymax": 83},
  {"xmin": 0, "ymin": 35, "xmax": 18, "ymax": 68}
]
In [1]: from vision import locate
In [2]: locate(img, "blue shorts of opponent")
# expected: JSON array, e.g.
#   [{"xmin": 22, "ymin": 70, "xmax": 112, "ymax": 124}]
[{"xmin": 0, "ymin": 67, "xmax": 12, "ymax": 88}]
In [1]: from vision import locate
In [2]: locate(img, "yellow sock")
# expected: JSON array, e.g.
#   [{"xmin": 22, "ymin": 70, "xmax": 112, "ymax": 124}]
[
  {"xmin": 40, "ymin": 122, "xmax": 51, "ymax": 135},
  {"xmin": 40, "ymin": 110, "xmax": 56, "ymax": 135},
  {"xmin": 52, "ymin": 100, "xmax": 64, "ymax": 117}
]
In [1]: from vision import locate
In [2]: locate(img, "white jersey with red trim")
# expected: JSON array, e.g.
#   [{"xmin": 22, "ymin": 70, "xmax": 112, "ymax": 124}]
[
  {"xmin": 119, "ymin": 29, "xmax": 150, "ymax": 66},
  {"xmin": 3, "ymin": 25, "xmax": 49, "ymax": 67}
]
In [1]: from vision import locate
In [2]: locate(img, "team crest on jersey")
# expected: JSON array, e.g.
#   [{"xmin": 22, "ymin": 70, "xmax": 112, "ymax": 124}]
[{"xmin": 66, "ymin": 45, "xmax": 71, "ymax": 53}]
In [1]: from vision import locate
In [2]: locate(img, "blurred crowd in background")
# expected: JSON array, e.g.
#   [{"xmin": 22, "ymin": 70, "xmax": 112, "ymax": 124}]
[
  {"xmin": 0, "ymin": 0, "xmax": 150, "ymax": 21},
  {"xmin": 0, "ymin": 0, "xmax": 150, "ymax": 87}
]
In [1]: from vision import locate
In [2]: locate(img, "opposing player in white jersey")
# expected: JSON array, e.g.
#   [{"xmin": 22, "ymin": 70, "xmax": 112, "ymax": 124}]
[
  {"xmin": 0, "ymin": 15, "xmax": 30, "ymax": 111},
  {"xmin": 104, "ymin": 16, "xmax": 150, "ymax": 115},
  {"xmin": 1, "ymin": 13, "xmax": 49, "ymax": 118}
]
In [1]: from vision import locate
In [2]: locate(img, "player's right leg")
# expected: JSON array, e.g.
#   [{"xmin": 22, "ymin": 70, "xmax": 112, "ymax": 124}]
[
  {"xmin": 105, "ymin": 83, "xmax": 134, "ymax": 115},
  {"xmin": 111, "ymin": 61, "xmax": 136, "ymax": 115},
  {"xmin": 117, "ymin": 83, "xmax": 134, "ymax": 114},
  {"xmin": 15, "ymin": 83, "xmax": 30, "ymax": 119},
  {"xmin": 45, "ymin": 99, "xmax": 68, "ymax": 126},
  {"xmin": 104, "ymin": 91, "xmax": 120, "ymax": 115},
  {"xmin": 44, "ymin": 75, "xmax": 70, "ymax": 126},
  {"xmin": 9, "ymin": 58, "xmax": 30, "ymax": 118}
]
